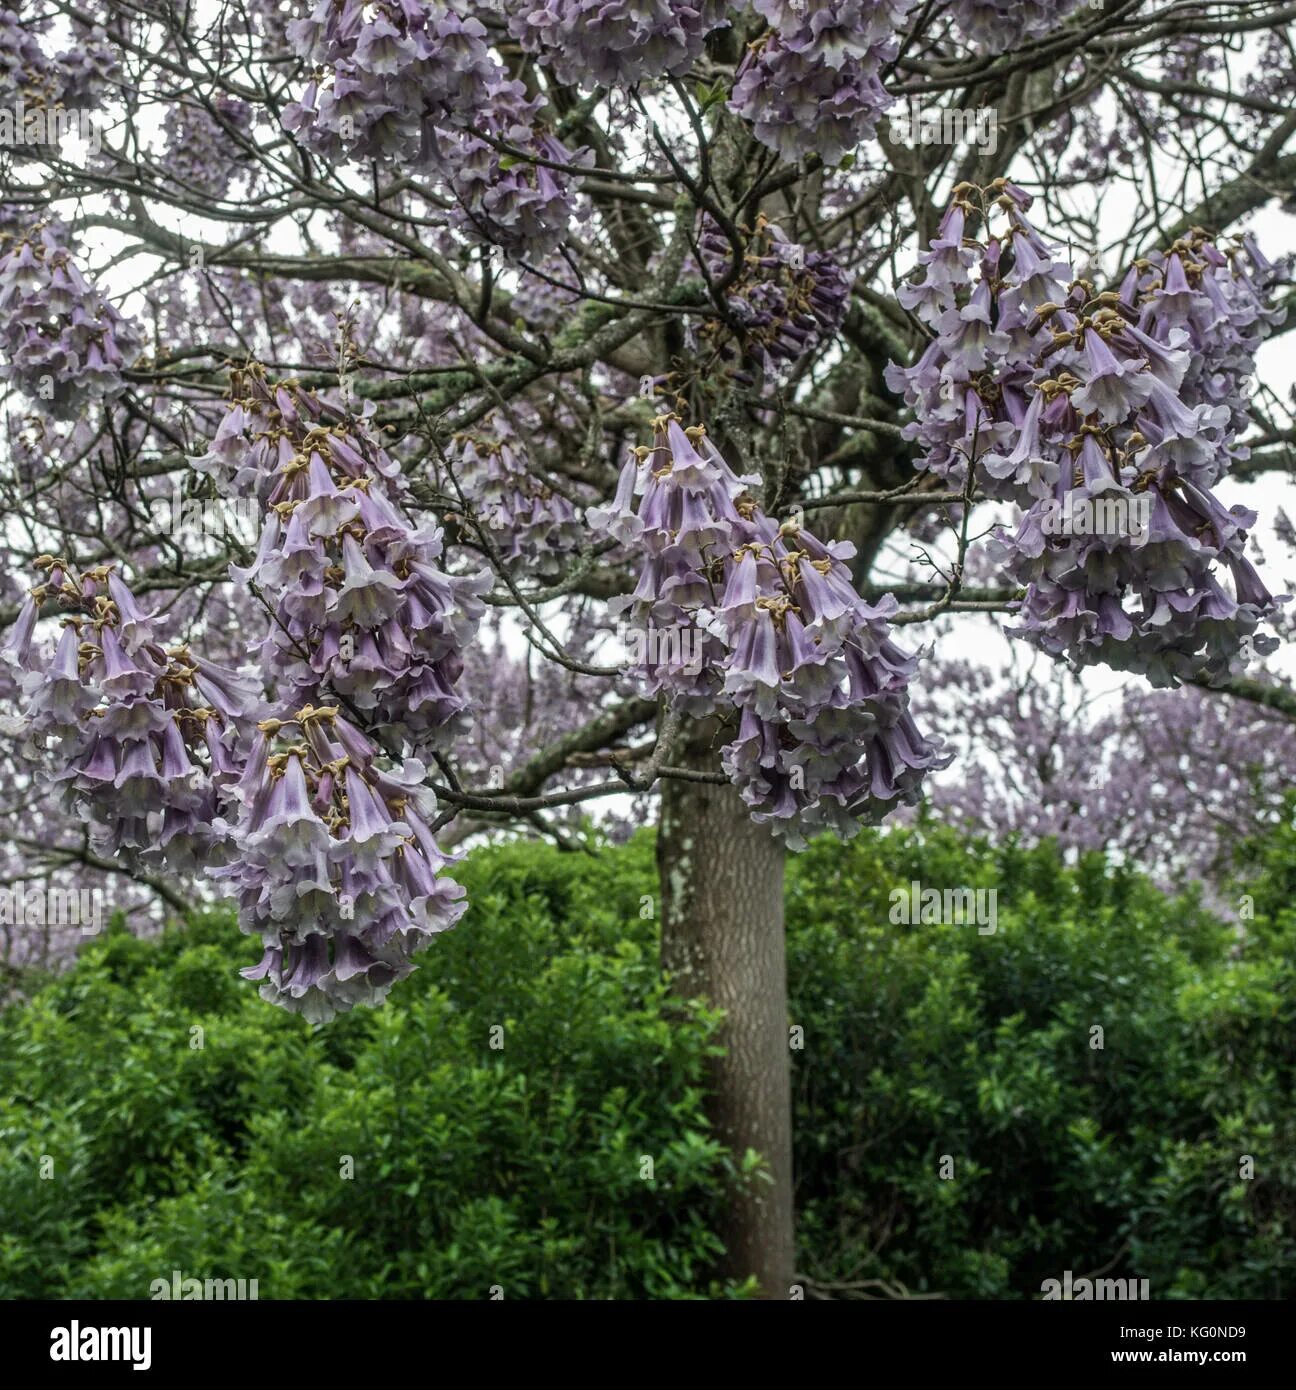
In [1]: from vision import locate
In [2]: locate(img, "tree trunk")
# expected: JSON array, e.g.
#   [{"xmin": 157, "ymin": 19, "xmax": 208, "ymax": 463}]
[{"xmin": 657, "ymin": 736, "xmax": 793, "ymax": 1298}]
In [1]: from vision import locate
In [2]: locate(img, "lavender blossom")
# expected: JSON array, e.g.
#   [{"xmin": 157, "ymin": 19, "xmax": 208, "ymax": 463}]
[
  {"xmin": 593, "ymin": 415, "xmax": 949, "ymax": 841},
  {"xmin": 507, "ymin": 0, "xmax": 728, "ymax": 87},
  {"xmin": 729, "ymin": 1, "xmax": 920, "ymax": 164},
  {"xmin": 698, "ymin": 213, "xmax": 851, "ymax": 380},
  {"xmin": 590, "ymin": 415, "xmax": 755, "ymax": 711},
  {"xmin": 282, "ymin": 8, "xmax": 588, "ymax": 259},
  {"xmin": 892, "ymin": 183, "xmax": 1287, "ymax": 685},
  {"xmin": 1, "ymin": 558, "xmax": 264, "ymax": 869},
  {"xmin": 441, "ymin": 80, "xmax": 591, "ymax": 262},
  {"xmin": 0, "ymin": 214, "xmax": 140, "ymax": 416},
  {"xmin": 191, "ymin": 366, "xmax": 490, "ymax": 752},
  {"xmin": 447, "ymin": 424, "xmax": 586, "ymax": 579},
  {"xmin": 214, "ymin": 704, "xmax": 466, "ymax": 1024},
  {"xmin": 947, "ymin": 0, "xmax": 1091, "ymax": 54},
  {"xmin": 283, "ymin": 0, "xmax": 500, "ymax": 163}
]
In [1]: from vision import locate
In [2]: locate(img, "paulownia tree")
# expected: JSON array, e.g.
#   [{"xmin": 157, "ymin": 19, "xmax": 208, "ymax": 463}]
[{"xmin": 2, "ymin": 0, "xmax": 1294, "ymax": 1295}]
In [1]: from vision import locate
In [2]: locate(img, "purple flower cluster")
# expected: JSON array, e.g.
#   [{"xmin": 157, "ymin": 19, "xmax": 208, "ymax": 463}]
[
  {"xmin": 283, "ymin": 0, "xmax": 497, "ymax": 163},
  {"xmin": 214, "ymin": 703, "xmax": 466, "ymax": 1024},
  {"xmin": 591, "ymin": 415, "xmax": 948, "ymax": 842},
  {"xmin": 448, "ymin": 423, "xmax": 585, "ymax": 579},
  {"xmin": 1, "ymin": 558, "xmax": 263, "ymax": 869},
  {"xmin": 698, "ymin": 213, "xmax": 851, "ymax": 380},
  {"xmin": 592, "ymin": 416, "xmax": 756, "ymax": 711},
  {"xmin": 887, "ymin": 181, "xmax": 1286, "ymax": 685},
  {"xmin": 948, "ymin": 0, "xmax": 1089, "ymax": 55},
  {"xmin": 713, "ymin": 516, "xmax": 951, "ymax": 846},
  {"xmin": 0, "ymin": 10, "xmax": 115, "ymax": 154},
  {"xmin": 442, "ymin": 80, "xmax": 592, "ymax": 261},
  {"xmin": 53, "ymin": 22, "xmax": 118, "ymax": 108},
  {"xmin": 2, "ymin": 391, "xmax": 475, "ymax": 1019},
  {"xmin": 0, "ymin": 214, "xmax": 140, "ymax": 416},
  {"xmin": 884, "ymin": 185, "xmax": 1067, "ymax": 493},
  {"xmin": 160, "ymin": 96, "xmax": 255, "ymax": 199},
  {"xmin": 1, "ymin": 8, "xmax": 60, "ymax": 135},
  {"xmin": 506, "ymin": 0, "xmax": 728, "ymax": 87},
  {"xmin": 729, "ymin": 0, "xmax": 920, "ymax": 164},
  {"xmin": 1132, "ymin": 231, "xmax": 1288, "ymax": 479},
  {"xmin": 190, "ymin": 365, "xmax": 490, "ymax": 752},
  {"xmin": 282, "ymin": 2, "xmax": 588, "ymax": 260}
]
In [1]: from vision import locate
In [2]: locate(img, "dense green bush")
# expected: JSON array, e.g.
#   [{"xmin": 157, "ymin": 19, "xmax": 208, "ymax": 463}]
[
  {"xmin": 1, "ymin": 823, "xmax": 1292, "ymax": 1299},
  {"xmin": 0, "ymin": 837, "xmax": 735, "ymax": 1299},
  {"xmin": 787, "ymin": 826, "xmax": 1295, "ymax": 1298}
]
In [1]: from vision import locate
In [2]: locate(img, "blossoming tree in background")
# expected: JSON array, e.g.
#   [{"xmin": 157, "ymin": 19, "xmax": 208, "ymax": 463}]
[
  {"xmin": 2, "ymin": 0, "xmax": 1295, "ymax": 1294},
  {"xmin": 912, "ymin": 647, "xmax": 1296, "ymax": 895}
]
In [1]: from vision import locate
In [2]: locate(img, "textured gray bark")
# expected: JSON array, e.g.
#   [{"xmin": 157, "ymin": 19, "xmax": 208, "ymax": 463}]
[{"xmin": 657, "ymin": 740, "xmax": 793, "ymax": 1298}]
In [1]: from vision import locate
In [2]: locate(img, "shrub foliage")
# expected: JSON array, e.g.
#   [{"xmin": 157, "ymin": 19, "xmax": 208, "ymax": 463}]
[{"xmin": 1, "ymin": 825, "xmax": 1291, "ymax": 1299}]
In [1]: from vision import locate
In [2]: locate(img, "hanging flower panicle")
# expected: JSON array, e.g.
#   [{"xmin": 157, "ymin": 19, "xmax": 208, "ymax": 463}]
[
  {"xmin": 886, "ymin": 179, "xmax": 1286, "ymax": 686},
  {"xmin": 729, "ymin": 1, "xmax": 921, "ymax": 164},
  {"xmin": 947, "ymin": 0, "xmax": 1092, "ymax": 55},
  {"xmin": 506, "ymin": 0, "xmax": 729, "ymax": 88},
  {"xmin": 1, "ymin": 557, "xmax": 263, "ymax": 868},
  {"xmin": 190, "ymin": 364, "xmax": 490, "ymax": 753},
  {"xmin": 441, "ymin": 78, "xmax": 592, "ymax": 261},
  {"xmin": 214, "ymin": 702, "xmax": 466, "ymax": 1024},
  {"xmin": 446, "ymin": 421, "xmax": 586, "ymax": 579},
  {"xmin": 591, "ymin": 414, "xmax": 949, "ymax": 843},
  {"xmin": 282, "ymin": 0, "xmax": 499, "ymax": 163},
  {"xmin": 281, "ymin": 2, "xmax": 589, "ymax": 261},
  {"xmin": 591, "ymin": 413, "xmax": 756, "ymax": 713},
  {"xmin": 0, "ymin": 214, "xmax": 140, "ymax": 416},
  {"xmin": 697, "ymin": 213, "xmax": 851, "ymax": 382}
]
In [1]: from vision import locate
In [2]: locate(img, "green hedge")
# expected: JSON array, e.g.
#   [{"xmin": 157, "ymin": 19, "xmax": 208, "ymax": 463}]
[
  {"xmin": 0, "ymin": 823, "xmax": 1292, "ymax": 1299},
  {"xmin": 787, "ymin": 827, "xmax": 1294, "ymax": 1298}
]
